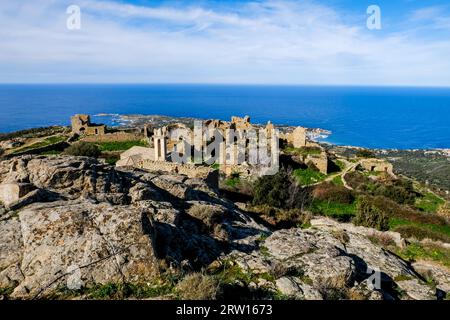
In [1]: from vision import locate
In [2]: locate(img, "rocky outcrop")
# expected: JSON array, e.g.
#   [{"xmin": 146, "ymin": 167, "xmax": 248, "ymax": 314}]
[
  {"xmin": 227, "ymin": 218, "xmax": 443, "ymax": 300},
  {"xmin": 0, "ymin": 156, "xmax": 268, "ymax": 299},
  {"xmin": 0, "ymin": 155, "xmax": 448, "ymax": 300}
]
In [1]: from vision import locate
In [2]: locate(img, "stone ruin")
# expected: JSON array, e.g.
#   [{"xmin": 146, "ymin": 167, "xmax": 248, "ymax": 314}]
[
  {"xmin": 116, "ymin": 115, "xmax": 330, "ymax": 179},
  {"xmin": 359, "ymin": 159, "xmax": 395, "ymax": 177},
  {"xmin": 71, "ymin": 114, "xmax": 106, "ymax": 136}
]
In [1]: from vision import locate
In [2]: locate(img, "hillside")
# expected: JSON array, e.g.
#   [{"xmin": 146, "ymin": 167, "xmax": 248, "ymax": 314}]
[{"xmin": 1, "ymin": 155, "xmax": 449, "ymax": 300}]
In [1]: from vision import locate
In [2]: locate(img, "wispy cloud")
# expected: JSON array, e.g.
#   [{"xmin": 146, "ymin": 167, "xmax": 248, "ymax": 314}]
[{"xmin": 0, "ymin": 0, "xmax": 450, "ymax": 86}]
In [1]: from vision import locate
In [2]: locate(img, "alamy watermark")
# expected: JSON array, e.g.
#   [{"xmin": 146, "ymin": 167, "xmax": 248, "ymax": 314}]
[
  {"xmin": 66, "ymin": 5, "xmax": 81, "ymax": 30},
  {"xmin": 367, "ymin": 5, "xmax": 382, "ymax": 30},
  {"xmin": 66, "ymin": 4, "xmax": 381, "ymax": 31}
]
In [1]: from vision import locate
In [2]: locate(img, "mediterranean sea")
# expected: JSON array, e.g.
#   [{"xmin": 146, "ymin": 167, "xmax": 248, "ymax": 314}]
[{"xmin": 0, "ymin": 84, "xmax": 449, "ymax": 149}]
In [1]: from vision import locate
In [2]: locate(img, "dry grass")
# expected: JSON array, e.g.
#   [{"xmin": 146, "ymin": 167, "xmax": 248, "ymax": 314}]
[
  {"xmin": 331, "ymin": 230, "xmax": 350, "ymax": 246},
  {"xmin": 367, "ymin": 232, "xmax": 397, "ymax": 248},
  {"xmin": 315, "ymin": 275, "xmax": 350, "ymax": 300},
  {"xmin": 176, "ymin": 272, "xmax": 220, "ymax": 300}
]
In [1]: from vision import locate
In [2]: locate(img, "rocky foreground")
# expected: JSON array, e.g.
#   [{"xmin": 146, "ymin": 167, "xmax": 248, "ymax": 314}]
[{"xmin": 0, "ymin": 156, "xmax": 449, "ymax": 300}]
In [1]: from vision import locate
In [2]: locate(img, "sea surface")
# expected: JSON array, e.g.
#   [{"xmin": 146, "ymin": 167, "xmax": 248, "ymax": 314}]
[{"xmin": 0, "ymin": 84, "xmax": 449, "ymax": 149}]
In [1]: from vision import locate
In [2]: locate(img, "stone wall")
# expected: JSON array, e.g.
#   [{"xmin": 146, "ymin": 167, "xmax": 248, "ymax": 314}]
[
  {"xmin": 360, "ymin": 159, "xmax": 395, "ymax": 176},
  {"xmin": 139, "ymin": 160, "xmax": 219, "ymax": 189},
  {"xmin": 305, "ymin": 153, "xmax": 329, "ymax": 175}
]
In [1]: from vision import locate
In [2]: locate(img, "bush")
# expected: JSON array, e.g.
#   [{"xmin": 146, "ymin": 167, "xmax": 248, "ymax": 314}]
[
  {"xmin": 312, "ymin": 183, "xmax": 354, "ymax": 204},
  {"xmin": 373, "ymin": 179, "xmax": 416, "ymax": 205},
  {"xmin": 0, "ymin": 147, "xmax": 4, "ymax": 157},
  {"xmin": 253, "ymin": 169, "xmax": 311, "ymax": 209},
  {"xmin": 176, "ymin": 273, "xmax": 220, "ymax": 300},
  {"xmin": 353, "ymin": 197, "xmax": 389, "ymax": 231},
  {"xmin": 64, "ymin": 142, "xmax": 101, "ymax": 158},
  {"xmin": 393, "ymin": 225, "xmax": 450, "ymax": 243},
  {"xmin": 356, "ymin": 149, "xmax": 375, "ymax": 158}
]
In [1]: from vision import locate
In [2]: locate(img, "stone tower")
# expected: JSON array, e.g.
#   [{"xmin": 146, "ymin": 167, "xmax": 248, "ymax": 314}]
[
  {"xmin": 293, "ymin": 126, "xmax": 307, "ymax": 148},
  {"xmin": 153, "ymin": 128, "xmax": 167, "ymax": 162}
]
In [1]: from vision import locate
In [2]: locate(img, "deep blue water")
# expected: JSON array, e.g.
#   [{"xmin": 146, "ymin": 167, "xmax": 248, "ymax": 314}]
[{"xmin": 0, "ymin": 84, "xmax": 449, "ymax": 149}]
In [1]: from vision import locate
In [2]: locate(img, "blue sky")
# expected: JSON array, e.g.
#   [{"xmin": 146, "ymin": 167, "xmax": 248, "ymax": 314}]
[{"xmin": 1, "ymin": 0, "xmax": 450, "ymax": 86}]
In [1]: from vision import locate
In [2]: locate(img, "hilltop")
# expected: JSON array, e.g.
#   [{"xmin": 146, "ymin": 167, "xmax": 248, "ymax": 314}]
[{"xmin": 0, "ymin": 118, "xmax": 450, "ymax": 300}]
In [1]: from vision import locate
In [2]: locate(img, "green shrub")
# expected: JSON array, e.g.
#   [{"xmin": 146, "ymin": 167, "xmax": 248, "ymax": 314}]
[
  {"xmin": 64, "ymin": 142, "xmax": 101, "ymax": 158},
  {"xmin": 356, "ymin": 149, "xmax": 375, "ymax": 158},
  {"xmin": 312, "ymin": 182, "xmax": 354, "ymax": 204},
  {"xmin": 353, "ymin": 197, "xmax": 389, "ymax": 231},
  {"xmin": 253, "ymin": 169, "xmax": 311, "ymax": 209}
]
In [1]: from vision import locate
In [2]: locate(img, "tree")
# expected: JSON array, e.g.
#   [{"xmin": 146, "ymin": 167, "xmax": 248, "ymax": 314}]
[
  {"xmin": 64, "ymin": 142, "xmax": 101, "ymax": 158},
  {"xmin": 253, "ymin": 169, "xmax": 311, "ymax": 210},
  {"xmin": 353, "ymin": 197, "xmax": 389, "ymax": 231}
]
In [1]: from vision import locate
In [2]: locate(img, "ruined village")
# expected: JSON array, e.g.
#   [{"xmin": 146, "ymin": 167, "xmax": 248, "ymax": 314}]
[{"xmin": 0, "ymin": 114, "xmax": 449, "ymax": 301}]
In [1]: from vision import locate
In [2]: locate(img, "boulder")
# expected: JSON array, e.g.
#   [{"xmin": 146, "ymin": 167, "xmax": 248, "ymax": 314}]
[{"xmin": 0, "ymin": 183, "xmax": 36, "ymax": 207}]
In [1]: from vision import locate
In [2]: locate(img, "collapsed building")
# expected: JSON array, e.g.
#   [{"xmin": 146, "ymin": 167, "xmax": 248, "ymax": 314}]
[{"xmin": 71, "ymin": 114, "xmax": 106, "ymax": 136}]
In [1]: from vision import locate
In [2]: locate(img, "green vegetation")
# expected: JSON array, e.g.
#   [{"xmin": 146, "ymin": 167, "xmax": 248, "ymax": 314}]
[
  {"xmin": 346, "ymin": 172, "xmax": 416, "ymax": 205},
  {"xmin": 415, "ymin": 192, "xmax": 445, "ymax": 213},
  {"xmin": 40, "ymin": 150, "xmax": 62, "ymax": 155},
  {"xmin": 394, "ymin": 242, "xmax": 450, "ymax": 268},
  {"xmin": 211, "ymin": 163, "xmax": 220, "ymax": 170},
  {"xmin": 284, "ymin": 146, "xmax": 322, "ymax": 156},
  {"xmin": 356, "ymin": 149, "xmax": 375, "ymax": 158},
  {"xmin": 103, "ymin": 154, "xmax": 120, "ymax": 165},
  {"xmin": 334, "ymin": 160, "xmax": 346, "ymax": 171},
  {"xmin": 64, "ymin": 142, "xmax": 101, "ymax": 158},
  {"xmin": 224, "ymin": 173, "xmax": 241, "ymax": 188},
  {"xmin": 353, "ymin": 196, "xmax": 389, "ymax": 231},
  {"xmin": 383, "ymin": 149, "xmax": 450, "ymax": 191},
  {"xmin": 312, "ymin": 182, "xmax": 354, "ymax": 204},
  {"xmin": 209, "ymin": 260, "xmax": 280, "ymax": 300},
  {"xmin": 310, "ymin": 200, "xmax": 356, "ymax": 222},
  {"xmin": 331, "ymin": 175, "xmax": 344, "ymax": 186},
  {"xmin": 56, "ymin": 281, "xmax": 175, "ymax": 300},
  {"xmin": 253, "ymin": 169, "xmax": 310, "ymax": 209},
  {"xmin": 389, "ymin": 217, "xmax": 450, "ymax": 243},
  {"xmin": 293, "ymin": 167, "xmax": 326, "ymax": 185},
  {"xmin": 12, "ymin": 135, "xmax": 67, "ymax": 154},
  {"xmin": 96, "ymin": 139, "xmax": 149, "ymax": 152},
  {"xmin": 0, "ymin": 286, "xmax": 14, "ymax": 299},
  {"xmin": 0, "ymin": 126, "xmax": 67, "ymax": 142}
]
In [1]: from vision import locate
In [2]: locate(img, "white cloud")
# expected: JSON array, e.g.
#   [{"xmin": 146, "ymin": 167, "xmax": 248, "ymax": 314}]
[{"xmin": 0, "ymin": 0, "xmax": 450, "ymax": 86}]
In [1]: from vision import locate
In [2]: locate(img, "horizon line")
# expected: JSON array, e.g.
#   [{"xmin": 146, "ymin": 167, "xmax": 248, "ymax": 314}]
[{"xmin": 1, "ymin": 83, "xmax": 450, "ymax": 89}]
